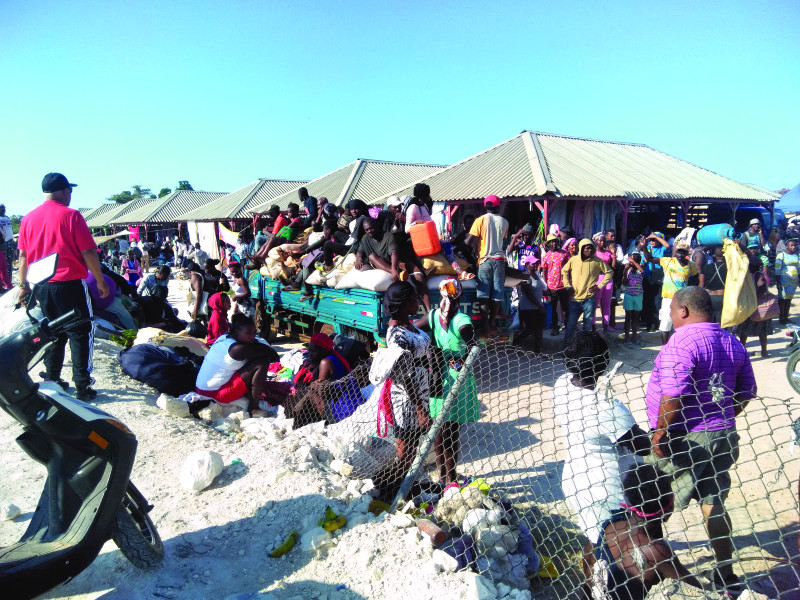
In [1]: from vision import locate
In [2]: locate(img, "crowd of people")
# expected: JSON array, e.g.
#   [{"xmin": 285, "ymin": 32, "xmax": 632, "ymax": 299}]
[{"xmin": 13, "ymin": 172, "xmax": 783, "ymax": 598}]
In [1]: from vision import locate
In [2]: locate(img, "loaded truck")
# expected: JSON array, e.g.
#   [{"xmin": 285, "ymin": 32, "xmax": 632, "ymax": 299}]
[{"xmin": 247, "ymin": 270, "xmax": 514, "ymax": 348}]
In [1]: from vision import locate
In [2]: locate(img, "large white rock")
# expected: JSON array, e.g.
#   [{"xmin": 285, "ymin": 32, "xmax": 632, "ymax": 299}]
[
  {"xmin": 156, "ymin": 393, "xmax": 191, "ymax": 417},
  {"xmin": 462, "ymin": 573, "xmax": 498, "ymax": 600},
  {"xmin": 179, "ymin": 450, "xmax": 224, "ymax": 491},
  {"xmin": 0, "ymin": 503, "xmax": 21, "ymax": 521},
  {"xmin": 432, "ymin": 549, "xmax": 459, "ymax": 573}
]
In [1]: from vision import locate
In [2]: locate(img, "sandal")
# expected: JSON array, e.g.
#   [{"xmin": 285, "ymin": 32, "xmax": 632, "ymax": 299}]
[{"xmin": 457, "ymin": 270, "xmax": 475, "ymax": 280}]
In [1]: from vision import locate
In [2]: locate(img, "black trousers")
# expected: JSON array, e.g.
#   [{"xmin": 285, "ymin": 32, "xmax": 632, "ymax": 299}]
[
  {"xmin": 323, "ymin": 240, "xmax": 353, "ymax": 266},
  {"xmin": 641, "ymin": 279, "xmax": 663, "ymax": 329},
  {"xmin": 548, "ymin": 288, "xmax": 571, "ymax": 328},
  {"xmin": 36, "ymin": 279, "xmax": 94, "ymax": 390}
]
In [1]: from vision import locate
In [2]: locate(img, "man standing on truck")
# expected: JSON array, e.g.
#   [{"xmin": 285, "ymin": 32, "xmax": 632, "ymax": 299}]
[{"xmin": 466, "ymin": 195, "xmax": 509, "ymax": 337}]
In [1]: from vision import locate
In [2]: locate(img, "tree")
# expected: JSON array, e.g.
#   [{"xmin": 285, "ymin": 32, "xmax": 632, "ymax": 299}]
[
  {"xmin": 176, "ymin": 180, "xmax": 193, "ymax": 191},
  {"xmin": 158, "ymin": 187, "xmax": 172, "ymax": 198},
  {"xmin": 131, "ymin": 185, "xmax": 152, "ymax": 199},
  {"xmin": 108, "ymin": 190, "xmax": 135, "ymax": 204}
]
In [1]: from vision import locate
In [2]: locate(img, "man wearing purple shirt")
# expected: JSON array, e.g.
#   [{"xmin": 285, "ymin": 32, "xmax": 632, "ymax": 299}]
[{"xmin": 646, "ymin": 286, "xmax": 756, "ymax": 593}]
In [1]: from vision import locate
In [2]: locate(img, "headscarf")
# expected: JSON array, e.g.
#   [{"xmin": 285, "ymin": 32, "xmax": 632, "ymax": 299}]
[
  {"xmin": 384, "ymin": 281, "xmax": 417, "ymax": 318},
  {"xmin": 307, "ymin": 332, "xmax": 350, "ymax": 372},
  {"xmin": 592, "ymin": 231, "xmax": 605, "ymax": 243},
  {"xmin": 206, "ymin": 292, "xmax": 230, "ymax": 345},
  {"xmin": 438, "ymin": 278, "xmax": 463, "ymax": 329},
  {"xmin": 563, "ymin": 237, "xmax": 577, "ymax": 254}
]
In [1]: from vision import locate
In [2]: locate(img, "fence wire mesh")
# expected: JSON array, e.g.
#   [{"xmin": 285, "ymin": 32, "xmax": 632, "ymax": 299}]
[{"xmin": 281, "ymin": 335, "xmax": 800, "ymax": 600}]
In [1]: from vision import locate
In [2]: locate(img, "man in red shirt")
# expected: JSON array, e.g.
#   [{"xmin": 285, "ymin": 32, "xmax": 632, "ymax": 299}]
[{"xmin": 18, "ymin": 173, "xmax": 109, "ymax": 401}]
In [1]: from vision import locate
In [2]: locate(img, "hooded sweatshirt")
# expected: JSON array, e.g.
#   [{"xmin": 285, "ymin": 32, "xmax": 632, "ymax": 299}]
[
  {"xmin": 561, "ymin": 239, "xmax": 612, "ymax": 301},
  {"xmin": 206, "ymin": 292, "xmax": 230, "ymax": 345}
]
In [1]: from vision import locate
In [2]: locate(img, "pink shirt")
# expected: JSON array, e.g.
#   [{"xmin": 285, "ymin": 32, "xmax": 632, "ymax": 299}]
[
  {"xmin": 18, "ymin": 200, "xmax": 96, "ymax": 282},
  {"xmin": 540, "ymin": 250, "xmax": 569, "ymax": 290}
]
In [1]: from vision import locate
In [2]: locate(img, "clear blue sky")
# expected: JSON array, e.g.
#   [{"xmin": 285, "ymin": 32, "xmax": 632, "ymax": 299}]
[{"xmin": 1, "ymin": 0, "xmax": 798, "ymax": 216}]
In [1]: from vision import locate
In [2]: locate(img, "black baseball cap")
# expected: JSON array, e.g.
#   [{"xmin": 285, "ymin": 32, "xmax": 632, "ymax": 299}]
[{"xmin": 42, "ymin": 172, "xmax": 78, "ymax": 193}]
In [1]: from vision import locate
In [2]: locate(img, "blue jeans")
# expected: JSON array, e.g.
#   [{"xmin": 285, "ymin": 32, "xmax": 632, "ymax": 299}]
[{"xmin": 565, "ymin": 297, "xmax": 596, "ymax": 341}]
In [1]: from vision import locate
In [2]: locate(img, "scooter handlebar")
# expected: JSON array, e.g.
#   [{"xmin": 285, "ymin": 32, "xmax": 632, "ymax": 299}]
[{"xmin": 45, "ymin": 309, "xmax": 80, "ymax": 332}]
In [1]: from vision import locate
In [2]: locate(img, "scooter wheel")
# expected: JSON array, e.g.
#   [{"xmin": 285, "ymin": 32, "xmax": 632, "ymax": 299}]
[
  {"xmin": 111, "ymin": 482, "xmax": 164, "ymax": 570},
  {"xmin": 786, "ymin": 351, "xmax": 800, "ymax": 395}
]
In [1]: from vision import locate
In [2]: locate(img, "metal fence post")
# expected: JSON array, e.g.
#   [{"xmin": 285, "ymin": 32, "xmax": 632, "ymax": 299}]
[{"xmin": 390, "ymin": 345, "xmax": 482, "ymax": 512}]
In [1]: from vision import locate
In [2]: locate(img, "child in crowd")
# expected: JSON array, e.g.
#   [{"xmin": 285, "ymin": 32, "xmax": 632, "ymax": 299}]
[
  {"xmin": 514, "ymin": 254, "xmax": 547, "ymax": 353},
  {"xmin": 206, "ymin": 292, "xmax": 231, "ymax": 345},
  {"xmin": 622, "ymin": 253, "xmax": 644, "ymax": 345}
]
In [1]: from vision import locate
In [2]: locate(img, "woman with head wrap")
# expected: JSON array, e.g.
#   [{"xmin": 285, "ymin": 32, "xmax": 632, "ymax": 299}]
[
  {"xmin": 370, "ymin": 281, "xmax": 432, "ymax": 498},
  {"xmin": 592, "ymin": 232, "xmax": 617, "ymax": 332},
  {"xmin": 415, "ymin": 278, "xmax": 479, "ymax": 485},
  {"xmin": 287, "ymin": 332, "xmax": 352, "ymax": 427},
  {"xmin": 206, "ymin": 292, "xmax": 231, "ymax": 345},
  {"xmin": 564, "ymin": 237, "xmax": 578, "ymax": 257}
]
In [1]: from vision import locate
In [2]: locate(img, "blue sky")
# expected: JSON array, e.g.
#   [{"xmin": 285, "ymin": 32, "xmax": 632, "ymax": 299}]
[{"xmin": 1, "ymin": 0, "xmax": 798, "ymax": 215}]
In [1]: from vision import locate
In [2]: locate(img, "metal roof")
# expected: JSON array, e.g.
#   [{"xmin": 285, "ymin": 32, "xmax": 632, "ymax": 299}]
[
  {"xmin": 178, "ymin": 179, "xmax": 306, "ymax": 221},
  {"xmin": 110, "ymin": 190, "xmax": 227, "ymax": 225},
  {"xmin": 84, "ymin": 202, "xmax": 140, "ymax": 228},
  {"xmin": 373, "ymin": 131, "xmax": 779, "ymax": 204},
  {"xmin": 250, "ymin": 159, "xmax": 446, "ymax": 214}
]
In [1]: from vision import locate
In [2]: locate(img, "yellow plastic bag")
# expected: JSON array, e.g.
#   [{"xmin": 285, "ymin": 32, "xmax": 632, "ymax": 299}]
[{"xmin": 720, "ymin": 239, "xmax": 756, "ymax": 329}]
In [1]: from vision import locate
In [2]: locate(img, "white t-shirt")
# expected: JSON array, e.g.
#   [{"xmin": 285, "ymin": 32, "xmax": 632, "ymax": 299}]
[
  {"xmin": 196, "ymin": 335, "xmax": 247, "ymax": 390},
  {"xmin": 405, "ymin": 204, "xmax": 431, "ymax": 233},
  {"xmin": 553, "ymin": 373, "xmax": 636, "ymax": 540}
]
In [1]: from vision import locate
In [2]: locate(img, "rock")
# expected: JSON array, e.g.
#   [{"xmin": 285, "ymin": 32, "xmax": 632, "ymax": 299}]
[
  {"xmin": 265, "ymin": 470, "xmax": 292, "ymax": 485},
  {"xmin": 0, "ymin": 503, "xmax": 20, "ymax": 521},
  {"xmin": 156, "ymin": 393, "xmax": 191, "ymax": 417},
  {"xmin": 296, "ymin": 445, "xmax": 313, "ymax": 464},
  {"xmin": 476, "ymin": 525, "xmax": 518, "ymax": 560},
  {"xmin": 432, "ymin": 549, "xmax": 459, "ymax": 573},
  {"xmin": 223, "ymin": 593, "xmax": 277, "ymax": 600},
  {"xmin": 360, "ymin": 479, "xmax": 378, "ymax": 497},
  {"xmin": 179, "ymin": 450, "xmax": 224, "ymax": 491},
  {"xmin": 389, "ymin": 513, "xmax": 415, "ymax": 529},
  {"xmin": 462, "ymin": 573, "xmax": 498, "ymax": 600},
  {"xmin": 739, "ymin": 592, "xmax": 771, "ymax": 600},
  {"xmin": 346, "ymin": 479, "xmax": 362, "ymax": 497},
  {"xmin": 329, "ymin": 459, "xmax": 354, "ymax": 477},
  {"xmin": 347, "ymin": 513, "xmax": 368, "ymax": 528},
  {"xmin": 495, "ymin": 582, "xmax": 511, "ymax": 599},
  {"xmin": 300, "ymin": 527, "xmax": 334, "ymax": 553},
  {"xmin": 213, "ymin": 417, "xmax": 240, "ymax": 434},
  {"xmin": 510, "ymin": 590, "xmax": 532, "ymax": 600},
  {"xmin": 462, "ymin": 508, "xmax": 489, "ymax": 534}
]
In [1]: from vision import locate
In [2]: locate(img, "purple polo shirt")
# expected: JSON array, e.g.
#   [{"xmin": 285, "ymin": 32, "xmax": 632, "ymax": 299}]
[{"xmin": 646, "ymin": 322, "xmax": 756, "ymax": 432}]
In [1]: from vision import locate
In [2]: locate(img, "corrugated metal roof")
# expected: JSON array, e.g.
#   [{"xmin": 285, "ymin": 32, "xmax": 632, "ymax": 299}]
[
  {"xmin": 374, "ymin": 131, "xmax": 778, "ymax": 204},
  {"xmin": 178, "ymin": 179, "xmax": 306, "ymax": 220},
  {"xmin": 84, "ymin": 202, "xmax": 139, "ymax": 228},
  {"xmin": 250, "ymin": 159, "xmax": 446, "ymax": 214},
  {"xmin": 110, "ymin": 190, "xmax": 227, "ymax": 225}
]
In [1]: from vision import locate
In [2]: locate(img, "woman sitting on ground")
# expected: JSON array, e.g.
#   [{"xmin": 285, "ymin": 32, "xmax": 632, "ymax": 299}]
[
  {"xmin": 415, "ymin": 277, "xmax": 480, "ymax": 486},
  {"xmin": 592, "ymin": 464, "xmax": 705, "ymax": 600},
  {"xmin": 286, "ymin": 332, "xmax": 352, "ymax": 427},
  {"xmin": 195, "ymin": 313, "xmax": 279, "ymax": 416},
  {"xmin": 554, "ymin": 331, "xmax": 650, "ymax": 585}
]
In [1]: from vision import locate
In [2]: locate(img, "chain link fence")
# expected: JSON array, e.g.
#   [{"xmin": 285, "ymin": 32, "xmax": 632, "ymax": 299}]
[{"xmin": 282, "ymin": 335, "xmax": 800, "ymax": 599}]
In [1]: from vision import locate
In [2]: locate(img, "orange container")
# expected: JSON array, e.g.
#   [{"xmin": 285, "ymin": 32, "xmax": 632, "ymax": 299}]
[{"xmin": 409, "ymin": 220, "xmax": 441, "ymax": 257}]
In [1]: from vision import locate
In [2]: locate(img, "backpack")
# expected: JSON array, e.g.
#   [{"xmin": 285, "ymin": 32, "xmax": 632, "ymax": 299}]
[{"xmin": 118, "ymin": 343, "xmax": 200, "ymax": 396}]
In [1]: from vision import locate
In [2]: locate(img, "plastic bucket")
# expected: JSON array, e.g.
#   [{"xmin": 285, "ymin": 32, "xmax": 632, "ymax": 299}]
[{"xmin": 697, "ymin": 223, "xmax": 734, "ymax": 246}]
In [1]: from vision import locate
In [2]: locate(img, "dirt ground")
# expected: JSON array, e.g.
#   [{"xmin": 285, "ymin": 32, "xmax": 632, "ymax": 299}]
[{"xmin": 0, "ymin": 278, "xmax": 799, "ymax": 599}]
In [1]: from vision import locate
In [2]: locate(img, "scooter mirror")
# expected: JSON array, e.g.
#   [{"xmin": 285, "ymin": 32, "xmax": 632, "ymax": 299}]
[{"xmin": 27, "ymin": 253, "xmax": 59, "ymax": 286}]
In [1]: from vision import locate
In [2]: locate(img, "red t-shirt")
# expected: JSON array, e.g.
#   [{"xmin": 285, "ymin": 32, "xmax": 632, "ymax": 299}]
[
  {"xmin": 18, "ymin": 200, "xmax": 96, "ymax": 282},
  {"xmin": 272, "ymin": 214, "xmax": 289, "ymax": 234}
]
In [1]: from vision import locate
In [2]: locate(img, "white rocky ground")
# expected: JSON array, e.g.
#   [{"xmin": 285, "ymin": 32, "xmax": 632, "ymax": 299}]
[{"xmin": 0, "ymin": 278, "xmax": 796, "ymax": 600}]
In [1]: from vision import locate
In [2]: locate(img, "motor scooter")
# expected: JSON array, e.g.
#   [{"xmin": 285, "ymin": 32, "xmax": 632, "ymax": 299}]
[{"xmin": 0, "ymin": 253, "xmax": 163, "ymax": 599}]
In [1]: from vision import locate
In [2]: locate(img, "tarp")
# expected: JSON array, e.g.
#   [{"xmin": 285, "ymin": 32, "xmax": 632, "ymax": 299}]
[
  {"xmin": 778, "ymin": 183, "xmax": 800, "ymax": 213},
  {"xmin": 92, "ymin": 231, "xmax": 130, "ymax": 245},
  {"xmin": 218, "ymin": 222, "xmax": 239, "ymax": 248}
]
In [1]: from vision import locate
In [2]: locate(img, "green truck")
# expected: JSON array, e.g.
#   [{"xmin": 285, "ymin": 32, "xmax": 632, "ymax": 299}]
[{"xmin": 248, "ymin": 270, "xmax": 514, "ymax": 348}]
